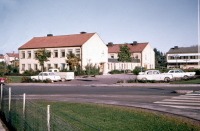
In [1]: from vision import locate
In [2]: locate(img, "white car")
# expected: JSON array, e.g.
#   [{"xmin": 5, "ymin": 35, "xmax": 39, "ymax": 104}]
[
  {"xmin": 137, "ymin": 70, "xmax": 173, "ymax": 82},
  {"xmin": 31, "ymin": 72, "xmax": 61, "ymax": 82},
  {"xmin": 167, "ymin": 69, "xmax": 196, "ymax": 79}
]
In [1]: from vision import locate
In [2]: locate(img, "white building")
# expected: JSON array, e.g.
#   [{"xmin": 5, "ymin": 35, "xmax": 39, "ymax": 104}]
[
  {"xmin": 107, "ymin": 42, "xmax": 155, "ymax": 71},
  {"xmin": 4, "ymin": 52, "xmax": 19, "ymax": 65},
  {"xmin": 18, "ymin": 32, "xmax": 108, "ymax": 74},
  {"xmin": 166, "ymin": 46, "xmax": 199, "ymax": 69}
]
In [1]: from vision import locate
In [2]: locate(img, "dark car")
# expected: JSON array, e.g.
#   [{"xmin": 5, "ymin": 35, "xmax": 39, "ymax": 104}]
[{"xmin": 0, "ymin": 77, "xmax": 7, "ymax": 84}]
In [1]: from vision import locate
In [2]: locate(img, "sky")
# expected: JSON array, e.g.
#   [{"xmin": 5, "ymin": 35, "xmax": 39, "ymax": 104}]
[{"xmin": 0, "ymin": 0, "xmax": 198, "ymax": 54}]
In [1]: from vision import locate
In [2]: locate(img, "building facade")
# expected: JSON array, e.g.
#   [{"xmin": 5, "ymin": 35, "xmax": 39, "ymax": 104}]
[
  {"xmin": 4, "ymin": 52, "xmax": 19, "ymax": 66},
  {"xmin": 166, "ymin": 46, "xmax": 199, "ymax": 69},
  {"xmin": 107, "ymin": 42, "xmax": 155, "ymax": 72},
  {"xmin": 18, "ymin": 32, "xmax": 108, "ymax": 74}
]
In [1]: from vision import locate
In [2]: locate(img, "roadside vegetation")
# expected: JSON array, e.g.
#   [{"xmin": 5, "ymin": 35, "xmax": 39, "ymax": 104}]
[{"xmin": 35, "ymin": 101, "xmax": 200, "ymax": 131}]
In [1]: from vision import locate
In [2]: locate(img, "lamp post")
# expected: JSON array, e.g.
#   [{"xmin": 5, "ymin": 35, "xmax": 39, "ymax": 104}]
[
  {"xmin": 124, "ymin": 61, "xmax": 126, "ymax": 83},
  {"xmin": 174, "ymin": 55, "xmax": 180, "ymax": 69},
  {"xmin": 183, "ymin": 58, "xmax": 190, "ymax": 69},
  {"xmin": 87, "ymin": 58, "xmax": 91, "ymax": 77}
]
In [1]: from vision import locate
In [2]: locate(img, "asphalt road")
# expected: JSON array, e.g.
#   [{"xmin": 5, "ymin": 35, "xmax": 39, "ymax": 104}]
[{"xmin": 3, "ymin": 74, "xmax": 200, "ymax": 121}]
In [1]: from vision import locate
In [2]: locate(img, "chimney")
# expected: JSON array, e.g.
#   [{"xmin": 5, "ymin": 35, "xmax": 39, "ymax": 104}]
[
  {"xmin": 13, "ymin": 51, "xmax": 14, "ymax": 54},
  {"xmin": 174, "ymin": 46, "xmax": 178, "ymax": 49},
  {"xmin": 108, "ymin": 42, "xmax": 114, "ymax": 46},
  {"xmin": 131, "ymin": 41, "xmax": 137, "ymax": 45},
  {"xmin": 47, "ymin": 34, "xmax": 53, "ymax": 37},
  {"xmin": 80, "ymin": 32, "xmax": 87, "ymax": 34}
]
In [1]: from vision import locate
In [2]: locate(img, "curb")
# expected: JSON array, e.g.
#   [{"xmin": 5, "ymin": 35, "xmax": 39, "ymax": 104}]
[{"xmin": 6, "ymin": 83, "xmax": 200, "ymax": 87}]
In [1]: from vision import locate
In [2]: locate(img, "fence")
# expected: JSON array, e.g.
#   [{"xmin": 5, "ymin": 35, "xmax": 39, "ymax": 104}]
[{"xmin": 0, "ymin": 84, "xmax": 82, "ymax": 131}]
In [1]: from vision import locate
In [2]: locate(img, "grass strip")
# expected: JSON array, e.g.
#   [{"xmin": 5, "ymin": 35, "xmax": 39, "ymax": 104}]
[
  {"xmin": 170, "ymin": 79, "xmax": 200, "ymax": 84},
  {"xmin": 34, "ymin": 101, "xmax": 200, "ymax": 131}
]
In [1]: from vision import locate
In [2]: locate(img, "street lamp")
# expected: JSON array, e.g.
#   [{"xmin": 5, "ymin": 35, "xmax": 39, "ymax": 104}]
[
  {"xmin": 124, "ymin": 61, "xmax": 126, "ymax": 83},
  {"xmin": 87, "ymin": 58, "xmax": 91, "ymax": 77},
  {"xmin": 174, "ymin": 55, "xmax": 180, "ymax": 69}
]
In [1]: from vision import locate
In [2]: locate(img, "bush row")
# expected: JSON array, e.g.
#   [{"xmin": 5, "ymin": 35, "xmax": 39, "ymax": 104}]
[{"xmin": 20, "ymin": 76, "xmax": 51, "ymax": 83}]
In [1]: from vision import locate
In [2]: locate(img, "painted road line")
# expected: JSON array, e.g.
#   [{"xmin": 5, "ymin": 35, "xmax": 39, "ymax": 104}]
[
  {"xmin": 171, "ymin": 97, "xmax": 200, "ymax": 100},
  {"xmin": 186, "ymin": 94, "xmax": 200, "ymax": 96},
  {"xmin": 154, "ymin": 101, "xmax": 200, "ymax": 106},
  {"xmin": 161, "ymin": 105, "xmax": 200, "ymax": 110},
  {"xmin": 162, "ymin": 99, "xmax": 200, "ymax": 102},
  {"xmin": 178, "ymin": 95, "xmax": 200, "ymax": 97}
]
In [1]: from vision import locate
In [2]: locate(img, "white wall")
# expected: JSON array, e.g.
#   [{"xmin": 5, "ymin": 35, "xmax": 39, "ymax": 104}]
[
  {"xmin": 141, "ymin": 43, "xmax": 155, "ymax": 69},
  {"xmin": 82, "ymin": 33, "xmax": 108, "ymax": 73}
]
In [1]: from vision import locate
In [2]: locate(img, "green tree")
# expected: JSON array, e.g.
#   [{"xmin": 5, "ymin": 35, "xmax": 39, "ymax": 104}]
[
  {"xmin": 35, "ymin": 49, "xmax": 51, "ymax": 81},
  {"xmin": 118, "ymin": 44, "xmax": 132, "ymax": 62},
  {"xmin": 154, "ymin": 48, "xmax": 166, "ymax": 69},
  {"xmin": 66, "ymin": 52, "xmax": 81, "ymax": 71}
]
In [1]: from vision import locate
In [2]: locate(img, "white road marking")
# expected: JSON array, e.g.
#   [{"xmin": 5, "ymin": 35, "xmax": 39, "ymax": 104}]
[
  {"xmin": 161, "ymin": 105, "xmax": 200, "ymax": 109},
  {"xmin": 154, "ymin": 101, "xmax": 200, "ymax": 105}
]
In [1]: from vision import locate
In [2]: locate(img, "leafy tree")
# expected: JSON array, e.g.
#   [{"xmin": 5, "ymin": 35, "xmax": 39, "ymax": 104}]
[
  {"xmin": 66, "ymin": 52, "xmax": 81, "ymax": 71},
  {"xmin": 118, "ymin": 44, "xmax": 132, "ymax": 62},
  {"xmin": 35, "ymin": 49, "xmax": 51, "ymax": 81},
  {"xmin": 154, "ymin": 48, "xmax": 166, "ymax": 69}
]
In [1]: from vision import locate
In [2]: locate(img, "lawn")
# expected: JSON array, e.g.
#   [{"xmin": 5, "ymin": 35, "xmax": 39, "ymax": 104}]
[
  {"xmin": 8, "ymin": 76, "xmax": 22, "ymax": 83},
  {"xmin": 170, "ymin": 79, "xmax": 200, "ymax": 84},
  {"xmin": 35, "ymin": 101, "xmax": 200, "ymax": 131}
]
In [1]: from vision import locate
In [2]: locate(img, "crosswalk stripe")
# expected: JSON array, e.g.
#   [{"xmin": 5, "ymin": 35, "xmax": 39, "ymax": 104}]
[
  {"xmin": 154, "ymin": 93, "xmax": 200, "ymax": 110},
  {"xmin": 161, "ymin": 105, "xmax": 200, "ymax": 109},
  {"xmin": 171, "ymin": 97, "xmax": 200, "ymax": 100},
  {"xmin": 162, "ymin": 99, "xmax": 200, "ymax": 102},
  {"xmin": 154, "ymin": 101, "xmax": 200, "ymax": 105}
]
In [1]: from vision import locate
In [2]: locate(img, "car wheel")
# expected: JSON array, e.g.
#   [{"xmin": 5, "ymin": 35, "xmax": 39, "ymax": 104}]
[
  {"xmin": 183, "ymin": 75, "xmax": 188, "ymax": 80},
  {"xmin": 164, "ymin": 77, "xmax": 170, "ymax": 82},
  {"xmin": 142, "ymin": 78, "xmax": 147, "ymax": 80}
]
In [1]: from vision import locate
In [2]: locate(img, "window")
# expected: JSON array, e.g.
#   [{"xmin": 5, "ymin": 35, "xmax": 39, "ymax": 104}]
[
  {"xmin": 28, "ymin": 64, "xmax": 31, "ymax": 71},
  {"xmin": 21, "ymin": 51, "xmax": 25, "ymax": 59},
  {"xmin": 34, "ymin": 64, "xmax": 38, "ymax": 70},
  {"xmin": 54, "ymin": 64, "xmax": 58, "ymax": 69},
  {"xmin": 54, "ymin": 50, "xmax": 58, "ymax": 58},
  {"xmin": 28, "ymin": 51, "xmax": 31, "ymax": 58},
  {"xmin": 68, "ymin": 49, "xmax": 73, "ymax": 54},
  {"xmin": 75, "ymin": 49, "xmax": 80, "ymax": 57},
  {"xmin": 22, "ymin": 64, "xmax": 25, "ymax": 71},
  {"xmin": 110, "ymin": 54, "xmax": 114, "ymax": 58},
  {"xmin": 61, "ymin": 63, "xmax": 65, "ymax": 70},
  {"xmin": 61, "ymin": 50, "xmax": 65, "ymax": 57},
  {"xmin": 34, "ymin": 51, "xmax": 37, "ymax": 58},
  {"xmin": 47, "ymin": 64, "xmax": 51, "ymax": 71}
]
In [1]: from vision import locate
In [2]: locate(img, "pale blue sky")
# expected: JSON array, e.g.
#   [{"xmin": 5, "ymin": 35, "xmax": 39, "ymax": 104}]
[{"xmin": 0, "ymin": 0, "xmax": 198, "ymax": 54}]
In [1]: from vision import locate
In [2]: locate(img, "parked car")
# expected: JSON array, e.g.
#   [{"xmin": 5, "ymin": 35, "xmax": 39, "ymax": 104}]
[
  {"xmin": 137, "ymin": 70, "xmax": 173, "ymax": 82},
  {"xmin": 31, "ymin": 72, "xmax": 61, "ymax": 82},
  {"xmin": 0, "ymin": 77, "xmax": 7, "ymax": 84},
  {"xmin": 49, "ymin": 69, "xmax": 74, "ymax": 82},
  {"xmin": 167, "ymin": 69, "xmax": 195, "ymax": 79}
]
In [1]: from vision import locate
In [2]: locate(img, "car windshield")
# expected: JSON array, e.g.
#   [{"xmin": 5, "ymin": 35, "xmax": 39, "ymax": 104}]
[
  {"xmin": 179, "ymin": 70, "xmax": 184, "ymax": 73},
  {"xmin": 50, "ymin": 73, "xmax": 55, "ymax": 76}
]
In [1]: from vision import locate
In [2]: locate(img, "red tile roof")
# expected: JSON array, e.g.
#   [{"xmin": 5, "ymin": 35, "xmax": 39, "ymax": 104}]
[
  {"xmin": 0, "ymin": 56, "xmax": 4, "ymax": 59},
  {"xmin": 6, "ymin": 53, "xmax": 19, "ymax": 58},
  {"xmin": 108, "ymin": 43, "xmax": 148, "ymax": 53},
  {"xmin": 19, "ymin": 33, "xmax": 96, "ymax": 49}
]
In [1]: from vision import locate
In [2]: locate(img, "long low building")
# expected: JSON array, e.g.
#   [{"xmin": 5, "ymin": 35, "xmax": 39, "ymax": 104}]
[
  {"xmin": 18, "ymin": 32, "xmax": 108, "ymax": 74},
  {"xmin": 107, "ymin": 42, "xmax": 155, "ymax": 71},
  {"xmin": 166, "ymin": 46, "xmax": 199, "ymax": 69}
]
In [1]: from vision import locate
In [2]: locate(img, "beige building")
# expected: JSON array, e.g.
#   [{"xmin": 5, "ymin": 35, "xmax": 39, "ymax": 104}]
[
  {"xmin": 107, "ymin": 42, "xmax": 155, "ymax": 71},
  {"xmin": 18, "ymin": 32, "xmax": 108, "ymax": 74}
]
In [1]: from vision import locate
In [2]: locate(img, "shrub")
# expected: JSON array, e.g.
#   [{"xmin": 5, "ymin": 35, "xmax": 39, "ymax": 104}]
[
  {"xmin": 133, "ymin": 66, "xmax": 146, "ymax": 75},
  {"xmin": 20, "ymin": 76, "xmax": 51, "ymax": 83},
  {"xmin": 5, "ymin": 76, "xmax": 12, "ymax": 83},
  {"xmin": 22, "ymin": 69, "xmax": 41, "ymax": 76},
  {"xmin": 117, "ymin": 80, "xmax": 123, "ymax": 83}
]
